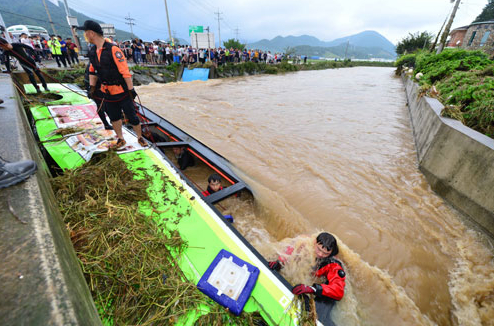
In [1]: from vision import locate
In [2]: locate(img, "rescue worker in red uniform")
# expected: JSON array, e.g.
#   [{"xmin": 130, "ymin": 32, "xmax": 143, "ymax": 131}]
[
  {"xmin": 269, "ymin": 232, "xmax": 345, "ymax": 326},
  {"xmin": 77, "ymin": 20, "xmax": 147, "ymax": 149}
]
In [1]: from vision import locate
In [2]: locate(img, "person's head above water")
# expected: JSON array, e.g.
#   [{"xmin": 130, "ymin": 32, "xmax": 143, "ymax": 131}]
[
  {"xmin": 172, "ymin": 147, "xmax": 184, "ymax": 156},
  {"xmin": 314, "ymin": 232, "xmax": 339, "ymax": 259},
  {"xmin": 207, "ymin": 173, "xmax": 222, "ymax": 193}
]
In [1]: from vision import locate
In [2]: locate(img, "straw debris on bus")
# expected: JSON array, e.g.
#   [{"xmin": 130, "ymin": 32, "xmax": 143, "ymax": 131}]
[{"xmin": 50, "ymin": 151, "xmax": 271, "ymax": 325}]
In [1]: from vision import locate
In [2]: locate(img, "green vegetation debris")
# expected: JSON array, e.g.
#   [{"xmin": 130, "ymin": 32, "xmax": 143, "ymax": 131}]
[
  {"xmin": 50, "ymin": 152, "xmax": 270, "ymax": 325},
  {"xmin": 396, "ymin": 49, "xmax": 494, "ymax": 138}
]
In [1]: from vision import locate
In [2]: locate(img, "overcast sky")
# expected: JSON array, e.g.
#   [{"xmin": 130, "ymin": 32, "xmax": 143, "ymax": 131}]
[{"xmin": 66, "ymin": 0, "xmax": 488, "ymax": 45}]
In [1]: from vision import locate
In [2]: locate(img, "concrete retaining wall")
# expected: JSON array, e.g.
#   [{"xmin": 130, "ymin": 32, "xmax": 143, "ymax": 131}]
[
  {"xmin": 402, "ymin": 74, "xmax": 494, "ymax": 237},
  {"xmin": 0, "ymin": 74, "xmax": 101, "ymax": 325}
]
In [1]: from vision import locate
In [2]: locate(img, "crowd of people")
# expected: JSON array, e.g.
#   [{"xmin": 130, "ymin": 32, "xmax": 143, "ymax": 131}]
[
  {"xmin": 1, "ymin": 29, "xmax": 297, "ymax": 72},
  {"xmin": 0, "ymin": 31, "xmax": 80, "ymax": 71},
  {"xmin": 115, "ymin": 38, "xmax": 289, "ymax": 66}
]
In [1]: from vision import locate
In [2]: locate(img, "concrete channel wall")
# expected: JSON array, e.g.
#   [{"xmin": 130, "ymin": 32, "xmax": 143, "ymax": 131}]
[
  {"xmin": 402, "ymin": 74, "xmax": 494, "ymax": 237},
  {"xmin": 0, "ymin": 74, "xmax": 101, "ymax": 325}
]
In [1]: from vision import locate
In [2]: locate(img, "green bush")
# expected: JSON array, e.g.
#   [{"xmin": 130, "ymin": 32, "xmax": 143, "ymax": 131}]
[
  {"xmin": 415, "ymin": 49, "xmax": 491, "ymax": 84},
  {"xmin": 264, "ymin": 65, "xmax": 278, "ymax": 74},
  {"xmin": 395, "ymin": 53, "xmax": 417, "ymax": 69},
  {"xmin": 437, "ymin": 72, "xmax": 494, "ymax": 136},
  {"xmin": 412, "ymin": 49, "xmax": 494, "ymax": 138}
]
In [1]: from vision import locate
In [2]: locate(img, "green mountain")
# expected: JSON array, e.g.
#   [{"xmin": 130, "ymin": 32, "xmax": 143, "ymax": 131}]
[
  {"xmin": 0, "ymin": 0, "xmax": 134, "ymax": 41},
  {"xmin": 247, "ymin": 31, "xmax": 396, "ymax": 59},
  {"xmin": 324, "ymin": 31, "xmax": 396, "ymax": 55}
]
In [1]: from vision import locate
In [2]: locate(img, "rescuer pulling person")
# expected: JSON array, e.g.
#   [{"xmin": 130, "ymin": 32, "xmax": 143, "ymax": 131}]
[
  {"xmin": 268, "ymin": 232, "xmax": 345, "ymax": 326},
  {"xmin": 77, "ymin": 20, "xmax": 147, "ymax": 149}
]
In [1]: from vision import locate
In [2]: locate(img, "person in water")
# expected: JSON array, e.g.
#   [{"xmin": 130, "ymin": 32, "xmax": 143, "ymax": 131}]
[
  {"xmin": 202, "ymin": 173, "xmax": 223, "ymax": 197},
  {"xmin": 172, "ymin": 146, "xmax": 195, "ymax": 170},
  {"xmin": 269, "ymin": 232, "xmax": 345, "ymax": 326}
]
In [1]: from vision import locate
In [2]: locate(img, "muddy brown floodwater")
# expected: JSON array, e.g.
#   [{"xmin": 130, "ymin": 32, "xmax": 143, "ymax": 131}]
[{"xmin": 137, "ymin": 67, "xmax": 494, "ymax": 326}]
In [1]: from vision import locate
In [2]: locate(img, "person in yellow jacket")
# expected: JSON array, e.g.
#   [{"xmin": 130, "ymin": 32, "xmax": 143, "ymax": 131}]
[{"xmin": 47, "ymin": 35, "xmax": 66, "ymax": 68}]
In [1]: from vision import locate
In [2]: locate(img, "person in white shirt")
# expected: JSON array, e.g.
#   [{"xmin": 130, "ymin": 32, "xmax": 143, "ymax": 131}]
[
  {"xmin": 20, "ymin": 33, "xmax": 33, "ymax": 48},
  {"xmin": 165, "ymin": 44, "xmax": 171, "ymax": 65},
  {"xmin": 153, "ymin": 43, "xmax": 159, "ymax": 63}
]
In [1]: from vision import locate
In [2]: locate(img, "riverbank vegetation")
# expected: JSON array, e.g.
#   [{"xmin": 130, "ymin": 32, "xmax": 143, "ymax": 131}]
[
  {"xmin": 43, "ymin": 59, "xmax": 393, "ymax": 88},
  {"xmin": 43, "ymin": 63, "xmax": 87, "ymax": 88},
  {"xmin": 396, "ymin": 48, "xmax": 494, "ymax": 138},
  {"xmin": 212, "ymin": 60, "xmax": 393, "ymax": 77}
]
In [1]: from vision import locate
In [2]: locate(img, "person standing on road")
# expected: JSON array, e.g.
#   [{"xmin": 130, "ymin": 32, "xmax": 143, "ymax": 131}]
[
  {"xmin": 78, "ymin": 20, "xmax": 147, "ymax": 149},
  {"xmin": 0, "ymin": 37, "xmax": 49, "ymax": 93},
  {"xmin": 66, "ymin": 37, "xmax": 79, "ymax": 64},
  {"xmin": 48, "ymin": 35, "xmax": 66, "ymax": 68},
  {"xmin": 58, "ymin": 36, "xmax": 72, "ymax": 66}
]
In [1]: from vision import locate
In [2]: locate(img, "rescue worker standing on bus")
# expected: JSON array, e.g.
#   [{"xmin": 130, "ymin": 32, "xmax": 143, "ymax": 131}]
[{"xmin": 77, "ymin": 20, "xmax": 147, "ymax": 149}]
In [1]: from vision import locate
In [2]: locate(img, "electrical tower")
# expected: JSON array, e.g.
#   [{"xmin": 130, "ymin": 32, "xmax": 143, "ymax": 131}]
[
  {"xmin": 125, "ymin": 13, "xmax": 135, "ymax": 38},
  {"xmin": 215, "ymin": 10, "xmax": 223, "ymax": 47},
  {"xmin": 234, "ymin": 26, "xmax": 240, "ymax": 40}
]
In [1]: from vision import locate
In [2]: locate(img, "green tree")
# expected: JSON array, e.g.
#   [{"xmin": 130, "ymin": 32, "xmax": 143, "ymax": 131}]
[
  {"xmin": 396, "ymin": 31, "xmax": 434, "ymax": 55},
  {"xmin": 223, "ymin": 38, "xmax": 246, "ymax": 49},
  {"xmin": 473, "ymin": 0, "xmax": 494, "ymax": 22}
]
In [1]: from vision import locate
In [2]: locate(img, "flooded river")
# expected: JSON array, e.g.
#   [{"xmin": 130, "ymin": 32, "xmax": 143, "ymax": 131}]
[{"xmin": 137, "ymin": 67, "xmax": 494, "ymax": 326}]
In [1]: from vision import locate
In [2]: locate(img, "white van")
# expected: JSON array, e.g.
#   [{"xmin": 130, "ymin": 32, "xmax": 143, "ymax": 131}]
[{"xmin": 7, "ymin": 25, "xmax": 50, "ymax": 41}]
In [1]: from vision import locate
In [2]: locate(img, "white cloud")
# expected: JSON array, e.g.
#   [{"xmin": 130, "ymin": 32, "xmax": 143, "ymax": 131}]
[{"xmin": 70, "ymin": 0, "xmax": 488, "ymax": 44}]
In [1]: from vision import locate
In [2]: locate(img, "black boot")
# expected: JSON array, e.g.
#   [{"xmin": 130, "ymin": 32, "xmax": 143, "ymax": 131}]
[{"xmin": 0, "ymin": 157, "xmax": 37, "ymax": 189}]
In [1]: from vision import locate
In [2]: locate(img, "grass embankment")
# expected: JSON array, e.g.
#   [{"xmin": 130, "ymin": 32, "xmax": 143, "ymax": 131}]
[
  {"xmin": 41, "ymin": 59, "xmax": 392, "ymax": 87},
  {"xmin": 50, "ymin": 152, "xmax": 266, "ymax": 325},
  {"xmin": 43, "ymin": 63, "xmax": 87, "ymax": 89},
  {"xmin": 396, "ymin": 49, "xmax": 494, "ymax": 138}
]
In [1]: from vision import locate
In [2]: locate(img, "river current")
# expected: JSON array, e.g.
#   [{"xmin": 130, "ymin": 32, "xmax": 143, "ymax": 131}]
[{"xmin": 137, "ymin": 67, "xmax": 494, "ymax": 326}]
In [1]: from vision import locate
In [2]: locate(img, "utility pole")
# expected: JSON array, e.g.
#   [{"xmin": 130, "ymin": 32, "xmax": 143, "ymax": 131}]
[
  {"xmin": 215, "ymin": 10, "xmax": 223, "ymax": 47},
  {"xmin": 0, "ymin": 12, "xmax": 11, "ymax": 42},
  {"xmin": 234, "ymin": 26, "xmax": 240, "ymax": 40},
  {"xmin": 437, "ymin": 0, "xmax": 461, "ymax": 54},
  {"xmin": 344, "ymin": 40, "xmax": 349, "ymax": 59},
  {"xmin": 205, "ymin": 26, "xmax": 211, "ymax": 60},
  {"xmin": 163, "ymin": 0, "xmax": 174, "ymax": 45},
  {"xmin": 62, "ymin": 0, "xmax": 81, "ymax": 54},
  {"xmin": 430, "ymin": 12, "xmax": 449, "ymax": 51},
  {"xmin": 42, "ymin": 0, "xmax": 57, "ymax": 35},
  {"xmin": 125, "ymin": 13, "xmax": 135, "ymax": 38}
]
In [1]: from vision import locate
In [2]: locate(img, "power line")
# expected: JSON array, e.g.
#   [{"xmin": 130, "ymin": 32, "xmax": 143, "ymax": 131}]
[
  {"xmin": 234, "ymin": 26, "xmax": 240, "ymax": 40},
  {"xmin": 68, "ymin": 0, "xmax": 167, "ymax": 35},
  {"xmin": 0, "ymin": 9, "xmax": 72, "ymax": 30},
  {"xmin": 124, "ymin": 13, "xmax": 135, "ymax": 38}
]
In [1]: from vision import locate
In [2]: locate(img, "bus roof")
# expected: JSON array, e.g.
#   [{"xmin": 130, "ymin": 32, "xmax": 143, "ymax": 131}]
[{"xmin": 7, "ymin": 25, "xmax": 49, "ymax": 33}]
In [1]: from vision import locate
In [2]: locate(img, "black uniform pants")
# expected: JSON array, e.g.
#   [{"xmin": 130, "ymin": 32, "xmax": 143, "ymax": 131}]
[
  {"xmin": 103, "ymin": 93, "xmax": 140, "ymax": 126},
  {"xmin": 68, "ymin": 50, "xmax": 79, "ymax": 64},
  {"xmin": 61, "ymin": 51, "xmax": 72, "ymax": 65},
  {"xmin": 53, "ymin": 54, "xmax": 67, "ymax": 67},
  {"xmin": 21, "ymin": 64, "xmax": 47, "ymax": 90}
]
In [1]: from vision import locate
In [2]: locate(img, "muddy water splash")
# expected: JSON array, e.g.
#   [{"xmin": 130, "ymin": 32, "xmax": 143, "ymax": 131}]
[{"xmin": 137, "ymin": 67, "xmax": 494, "ymax": 325}]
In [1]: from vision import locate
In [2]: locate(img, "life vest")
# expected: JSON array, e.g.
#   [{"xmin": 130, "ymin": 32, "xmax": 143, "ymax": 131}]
[
  {"xmin": 202, "ymin": 185, "xmax": 223, "ymax": 197},
  {"xmin": 88, "ymin": 42, "xmax": 126, "ymax": 90},
  {"xmin": 313, "ymin": 257, "xmax": 346, "ymax": 301}
]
